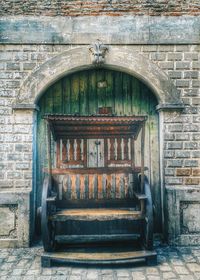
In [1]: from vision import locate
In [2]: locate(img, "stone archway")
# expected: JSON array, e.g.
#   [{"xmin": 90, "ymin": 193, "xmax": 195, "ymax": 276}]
[
  {"xmin": 15, "ymin": 46, "xmax": 183, "ymax": 108},
  {"xmin": 13, "ymin": 46, "xmax": 184, "ymax": 242}
]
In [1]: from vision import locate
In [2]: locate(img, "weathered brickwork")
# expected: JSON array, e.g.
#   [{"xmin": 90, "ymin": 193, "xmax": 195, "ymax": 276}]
[
  {"xmin": 0, "ymin": 0, "xmax": 199, "ymax": 16},
  {"xmin": 0, "ymin": 44, "xmax": 199, "ymax": 191}
]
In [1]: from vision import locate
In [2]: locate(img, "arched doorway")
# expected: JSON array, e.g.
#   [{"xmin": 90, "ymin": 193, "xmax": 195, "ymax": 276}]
[{"xmin": 36, "ymin": 68, "xmax": 161, "ymax": 233}]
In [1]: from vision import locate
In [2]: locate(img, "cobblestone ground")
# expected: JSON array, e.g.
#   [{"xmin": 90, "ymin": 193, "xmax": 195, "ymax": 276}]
[{"xmin": 0, "ymin": 242, "xmax": 200, "ymax": 280}]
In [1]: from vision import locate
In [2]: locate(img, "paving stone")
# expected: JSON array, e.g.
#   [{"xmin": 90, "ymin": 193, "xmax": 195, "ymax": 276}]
[
  {"xmin": 174, "ymin": 266, "xmax": 190, "ymax": 274},
  {"xmin": 159, "ymin": 264, "xmax": 172, "ymax": 271},
  {"xmin": 131, "ymin": 271, "xmax": 146, "ymax": 279},
  {"xmin": 146, "ymin": 267, "xmax": 159, "ymax": 274},
  {"xmin": 86, "ymin": 270, "xmax": 99, "ymax": 279},
  {"xmin": 116, "ymin": 270, "xmax": 131, "ymax": 277},
  {"xmin": 147, "ymin": 276, "xmax": 160, "ymax": 280},
  {"xmin": 51, "ymin": 276, "xmax": 68, "ymax": 280},
  {"xmin": 179, "ymin": 275, "xmax": 195, "ymax": 280},
  {"xmin": 0, "ymin": 245, "xmax": 200, "ymax": 280},
  {"xmin": 187, "ymin": 263, "xmax": 200, "ymax": 272}
]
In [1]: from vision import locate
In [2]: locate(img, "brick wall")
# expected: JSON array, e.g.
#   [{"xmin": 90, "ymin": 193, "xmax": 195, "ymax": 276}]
[
  {"xmin": 0, "ymin": 44, "xmax": 199, "ymax": 190},
  {"xmin": 0, "ymin": 0, "xmax": 199, "ymax": 16}
]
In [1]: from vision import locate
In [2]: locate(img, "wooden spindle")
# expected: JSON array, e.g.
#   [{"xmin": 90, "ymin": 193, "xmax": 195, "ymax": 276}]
[
  {"xmin": 69, "ymin": 139, "xmax": 74, "ymax": 161},
  {"xmin": 76, "ymin": 139, "xmax": 81, "ymax": 161},
  {"xmin": 124, "ymin": 137, "xmax": 128, "ymax": 160},
  {"xmin": 117, "ymin": 138, "xmax": 122, "ymax": 160},
  {"xmin": 110, "ymin": 138, "xmax": 115, "ymax": 161}
]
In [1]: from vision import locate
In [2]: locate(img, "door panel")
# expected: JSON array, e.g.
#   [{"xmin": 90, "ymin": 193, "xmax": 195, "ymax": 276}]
[{"xmin": 87, "ymin": 139, "xmax": 104, "ymax": 168}]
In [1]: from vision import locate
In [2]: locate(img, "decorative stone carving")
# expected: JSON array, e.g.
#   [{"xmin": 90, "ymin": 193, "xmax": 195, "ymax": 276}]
[
  {"xmin": 0, "ymin": 205, "xmax": 18, "ymax": 238},
  {"xmin": 89, "ymin": 40, "xmax": 108, "ymax": 65},
  {"xmin": 180, "ymin": 202, "xmax": 200, "ymax": 234}
]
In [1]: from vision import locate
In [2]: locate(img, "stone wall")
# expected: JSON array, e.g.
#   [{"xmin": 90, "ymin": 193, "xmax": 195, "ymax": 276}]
[
  {"xmin": 0, "ymin": 15, "xmax": 200, "ymax": 247},
  {"xmin": 0, "ymin": 44, "xmax": 199, "ymax": 189},
  {"xmin": 0, "ymin": 0, "xmax": 199, "ymax": 16}
]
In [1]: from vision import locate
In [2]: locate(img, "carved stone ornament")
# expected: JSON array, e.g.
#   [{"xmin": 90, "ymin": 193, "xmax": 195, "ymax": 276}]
[{"xmin": 89, "ymin": 40, "xmax": 108, "ymax": 65}]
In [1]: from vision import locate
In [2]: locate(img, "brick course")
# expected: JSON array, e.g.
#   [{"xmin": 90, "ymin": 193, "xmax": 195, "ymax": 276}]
[{"xmin": 0, "ymin": 0, "xmax": 199, "ymax": 16}]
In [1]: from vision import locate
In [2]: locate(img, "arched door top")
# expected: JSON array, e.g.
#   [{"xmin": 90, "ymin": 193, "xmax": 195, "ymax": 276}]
[{"xmin": 15, "ymin": 46, "xmax": 183, "ymax": 109}]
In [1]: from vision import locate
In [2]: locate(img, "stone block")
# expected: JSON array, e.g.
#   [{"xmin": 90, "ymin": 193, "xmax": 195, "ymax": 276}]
[
  {"xmin": 185, "ymin": 178, "xmax": 200, "ymax": 185},
  {"xmin": 184, "ymin": 142, "xmax": 198, "ymax": 149},
  {"xmin": 167, "ymin": 52, "xmax": 182, "ymax": 61},
  {"xmin": 16, "ymin": 162, "xmax": 30, "ymax": 170},
  {"xmin": 184, "ymin": 52, "xmax": 199, "ymax": 61},
  {"xmin": 165, "ymin": 168, "xmax": 175, "ymax": 176},
  {"xmin": 193, "ymin": 169, "xmax": 200, "ymax": 176},
  {"xmin": 193, "ymin": 134, "xmax": 200, "ymax": 140},
  {"xmin": 0, "ymin": 191, "xmax": 30, "ymax": 247},
  {"xmin": 183, "ymin": 88, "xmax": 199, "ymax": 97},
  {"xmin": 6, "ymin": 63, "xmax": 20, "ymax": 71},
  {"xmin": 0, "ymin": 52, "xmax": 13, "ymax": 61},
  {"xmin": 14, "ymin": 52, "xmax": 28, "ymax": 61},
  {"xmin": 167, "ymin": 160, "xmax": 183, "ymax": 167},
  {"xmin": 166, "ymin": 186, "xmax": 200, "ymax": 245},
  {"xmin": 7, "ymin": 172, "xmax": 23, "ymax": 179},
  {"xmin": 168, "ymin": 142, "xmax": 183, "ymax": 149},
  {"xmin": 158, "ymin": 61, "xmax": 174, "ymax": 70},
  {"xmin": 23, "ymin": 63, "xmax": 37, "ymax": 70},
  {"xmin": 176, "ymin": 45, "xmax": 190, "ymax": 52},
  {"xmin": 165, "ymin": 177, "xmax": 183, "ymax": 185},
  {"xmin": 192, "ymin": 62, "xmax": 200, "ymax": 69},
  {"xmin": 15, "ymin": 144, "xmax": 31, "ymax": 152},
  {"xmin": 164, "ymin": 133, "xmax": 175, "ymax": 140},
  {"xmin": 176, "ymin": 80, "xmax": 190, "ymax": 88},
  {"xmin": 184, "ymin": 160, "xmax": 199, "ymax": 167},
  {"xmin": 184, "ymin": 124, "xmax": 199, "ymax": 132},
  {"xmin": 192, "ymin": 98, "xmax": 200, "ymax": 105},
  {"xmin": 14, "ymin": 110, "xmax": 33, "ymax": 124},
  {"xmin": 175, "ymin": 151, "xmax": 190, "ymax": 158},
  {"xmin": 175, "ymin": 133, "xmax": 190, "ymax": 141},
  {"xmin": 168, "ymin": 71, "xmax": 182, "ymax": 79},
  {"xmin": 191, "ymin": 151, "xmax": 200, "ymax": 158},
  {"xmin": 0, "ymin": 206, "xmax": 16, "ymax": 236},
  {"xmin": 168, "ymin": 124, "xmax": 183, "ymax": 132},
  {"xmin": 164, "ymin": 150, "xmax": 175, "ymax": 158},
  {"xmin": 184, "ymin": 71, "xmax": 199, "ymax": 79},
  {"xmin": 192, "ymin": 80, "xmax": 200, "ymax": 87},
  {"xmin": 176, "ymin": 62, "xmax": 190, "ymax": 69},
  {"xmin": 176, "ymin": 168, "xmax": 191, "ymax": 176},
  {"xmin": 150, "ymin": 52, "xmax": 166, "ymax": 61}
]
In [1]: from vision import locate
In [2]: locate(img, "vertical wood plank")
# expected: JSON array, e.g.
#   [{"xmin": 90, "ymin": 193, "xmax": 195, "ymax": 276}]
[
  {"xmin": 88, "ymin": 70, "xmax": 97, "ymax": 114},
  {"xmin": 114, "ymin": 72, "xmax": 123, "ymax": 115},
  {"xmin": 53, "ymin": 81, "xmax": 62, "ymax": 113},
  {"xmin": 89, "ymin": 174, "xmax": 94, "ymax": 199},
  {"xmin": 71, "ymin": 174, "xmax": 77, "ymax": 199},
  {"xmin": 79, "ymin": 71, "xmax": 88, "ymax": 115},
  {"xmin": 63, "ymin": 77, "xmax": 71, "ymax": 114},
  {"xmin": 80, "ymin": 175, "xmax": 85, "ymax": 199},
  {"xmin": 97, "ymin": 174, "xmax": 103, "ymax": 199},
  {"xmin": 97, "ymin": 69, "xmax": 106, "ymax": 109},
  {"xmin": 70, "ymin": 73, "xmax": 80, "ymax": 114},
  {"xmin": 106, "ymin": 174, "xmax": 112, "ymax": 199}
]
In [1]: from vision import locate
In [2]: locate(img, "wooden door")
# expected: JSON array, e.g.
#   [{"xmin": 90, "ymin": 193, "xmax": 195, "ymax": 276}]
[{"xmin": 37, "ymin": 69, "xmax": 161, "ymax": 232}]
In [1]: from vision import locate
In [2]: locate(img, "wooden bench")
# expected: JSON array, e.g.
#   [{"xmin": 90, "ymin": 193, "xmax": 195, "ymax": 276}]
[{"xmin": 40, "ymin": 114, "xmax": 156, "ymax": 266}]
